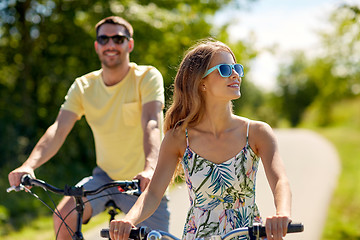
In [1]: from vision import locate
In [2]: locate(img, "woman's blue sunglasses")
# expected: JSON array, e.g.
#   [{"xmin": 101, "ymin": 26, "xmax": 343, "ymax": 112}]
[{"xmin": 203, "ymin": 64, "xmax": 244, "ymax": 78}]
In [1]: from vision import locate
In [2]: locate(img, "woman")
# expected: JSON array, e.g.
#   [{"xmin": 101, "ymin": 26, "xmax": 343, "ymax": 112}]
[{"xmin": 110, "ymin": 39, "xmax": 292, "ymax": 240}]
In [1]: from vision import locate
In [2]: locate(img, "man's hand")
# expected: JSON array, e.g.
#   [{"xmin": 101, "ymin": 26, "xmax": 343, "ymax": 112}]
[
  {"xmin": 8, "ymin": 166, "xmax": 36, "ymax": 188},
  {"xmin": 133, "ymin": 169, "xmax": 154, "ymax": 192}
]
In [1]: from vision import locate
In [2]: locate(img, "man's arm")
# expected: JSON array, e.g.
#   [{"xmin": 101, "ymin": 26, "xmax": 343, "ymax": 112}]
[
  {"xmin": 134, "ymin": 100, "xmax": 163, "ymax": 191},
  {"xmin": 8, "ymin": 110, "xmax": 79, "ymax": 187}
]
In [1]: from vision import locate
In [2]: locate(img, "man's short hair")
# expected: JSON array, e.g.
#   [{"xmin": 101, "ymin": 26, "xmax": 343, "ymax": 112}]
[{"xmin": 95, "ymin": 16, "xmax": 133, "ymax": 38}]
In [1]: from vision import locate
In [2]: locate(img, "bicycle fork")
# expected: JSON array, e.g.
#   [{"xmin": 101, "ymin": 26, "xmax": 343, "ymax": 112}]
[{"xmin": 73, "ymin": 196, "xmax": 85, "ymax": 240}]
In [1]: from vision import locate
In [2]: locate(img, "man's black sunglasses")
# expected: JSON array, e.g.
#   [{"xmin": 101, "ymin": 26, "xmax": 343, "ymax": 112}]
[{"xmin": 96, "ymin": 34, "xmax": 130, "ymax": 45}]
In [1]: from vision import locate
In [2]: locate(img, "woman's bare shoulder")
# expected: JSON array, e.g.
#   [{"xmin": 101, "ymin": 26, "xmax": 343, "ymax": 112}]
[
  {"xmin": 232, "ymin": 115, "xmax": 251, "ymax": 126},
  {"xmin": 237, "ymin": 117, "xmax": 276, "ymax": 151},
  {"xmin": 163, "ymin": 127, "xmax": 187, "ymax": 154},
  {"xmin": 232, "ymin": 116, "xmax": 271, "ymax": 131},
  {"xmin": 248, "ymin": 120, "xmax": 277, "ymax": 151},
  {"xmin": 164, "ymin": 127, "xmax": 186, "ymax": 140},
  {"xmin": 249, "ymin": 120, "xmax": 273, "ymax": 133}
]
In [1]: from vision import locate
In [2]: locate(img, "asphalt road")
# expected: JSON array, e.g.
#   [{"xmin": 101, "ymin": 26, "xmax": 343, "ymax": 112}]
[{"xmin": 85, "ymin": 129, "xmax": 340, "ymax": 240}]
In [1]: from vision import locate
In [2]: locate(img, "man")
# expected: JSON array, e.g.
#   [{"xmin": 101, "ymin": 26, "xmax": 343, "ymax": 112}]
[{"xmin": 8, "ymin": 16, "xmax": 169, "ymax": 240}]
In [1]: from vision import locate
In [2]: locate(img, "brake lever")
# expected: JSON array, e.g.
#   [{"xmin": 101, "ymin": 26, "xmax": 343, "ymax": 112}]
[
  {"xmin": 7, "ymin": 185, "xmax": 25, "ymax": 193},
  {"xmin": 134, "ymin": 181, "xmax": 142, "ymax": 196}
]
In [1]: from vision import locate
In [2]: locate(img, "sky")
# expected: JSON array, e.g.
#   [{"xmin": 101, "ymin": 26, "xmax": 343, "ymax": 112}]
[{"xmin": 215, "ymin": 0, "xmax": 356, "ymax": 91}]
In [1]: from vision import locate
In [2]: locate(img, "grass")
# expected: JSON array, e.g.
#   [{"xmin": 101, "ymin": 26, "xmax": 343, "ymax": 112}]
[
  {"xmin": 317, "ymin": 127, "xmax": 360, "ymax": 239},
  {"xmin": 3, "ymin": 211, "xmax": 110, "ymax": 240},
  {"xmin": 300, "ymin": 96, "xmax": 360, "ymax": 239}
]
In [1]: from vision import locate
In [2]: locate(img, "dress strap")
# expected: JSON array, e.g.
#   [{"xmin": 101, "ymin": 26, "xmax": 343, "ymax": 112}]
[
  {"xmin": 246, "ymin": 120, "xmax": 251, "ymax": 143},
  {"xmin": 185, "ymin": 128, "xmax": 190, "ymax": 147}
]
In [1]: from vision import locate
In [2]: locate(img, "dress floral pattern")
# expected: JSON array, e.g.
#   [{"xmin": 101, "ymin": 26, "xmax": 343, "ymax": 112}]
[{"xmin": 181, "ymin": 123, "xmax": 261, "ymax": 240}]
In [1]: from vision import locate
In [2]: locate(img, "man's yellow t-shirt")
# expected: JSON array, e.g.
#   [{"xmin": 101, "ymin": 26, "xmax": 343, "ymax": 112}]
[{"xmin": 61, "ymin": 63, "xmax": 164, "ymax": 180}]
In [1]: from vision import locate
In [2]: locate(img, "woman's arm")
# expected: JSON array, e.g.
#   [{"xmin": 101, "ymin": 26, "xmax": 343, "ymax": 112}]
[
  {"xmin": 250, "ymin": 121, "xmax": 292, "ymax": 240},
  {"xmin": 110, "ymin": 129, "xmax": 182, "ymax": 240}
]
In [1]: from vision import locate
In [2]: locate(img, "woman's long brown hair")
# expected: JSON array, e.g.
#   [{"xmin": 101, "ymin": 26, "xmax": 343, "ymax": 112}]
[
  {"xmin": 164, "ymin": 39, "xmax": 236, "ymax": 181},
  {"xmin": 164, "ymin": 39, "xmax": 236, "ymax": 133}
]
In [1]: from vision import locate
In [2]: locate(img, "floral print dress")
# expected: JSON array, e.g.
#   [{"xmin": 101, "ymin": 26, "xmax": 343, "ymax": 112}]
[{"xmin": 181, "ymin": 121, "xmax": 262, "ymax": 240}]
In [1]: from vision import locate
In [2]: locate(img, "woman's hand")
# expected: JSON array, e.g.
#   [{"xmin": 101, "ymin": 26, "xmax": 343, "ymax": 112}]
[
  {"xmin": 264, "ymin": 215, "xmax": 292, "ymax": 240},
  {"xmin": 109, "ymin": 219, "xmax": 135, "ymax": 240}
]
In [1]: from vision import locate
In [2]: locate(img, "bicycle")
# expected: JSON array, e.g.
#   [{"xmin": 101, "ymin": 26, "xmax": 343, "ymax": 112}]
[
  {"xmin": 7, "ymin": 174, "xmax": 141, "ymax": 240},
  {"xmin": 100, "ymin": 222, "xmax": 304, "ymax": 240}
]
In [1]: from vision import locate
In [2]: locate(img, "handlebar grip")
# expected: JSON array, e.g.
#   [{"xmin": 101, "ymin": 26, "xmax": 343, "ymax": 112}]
[
  {"xmin": 287, "ymin": 222, "xmax": 304, "ymax": 234},
  {"xmin": 100, "ymin": 229, "xmax": 109, "ymax": 238},
  {"xmin": 129, "ymin": 228, "xmax": 142, "ymax": 240},
  {"xmin": 100, "ymin": 226, "xmax": 151, "ymax": 239},
  {"xmin": 252, "ymin": 222, "xmax": 304, "ymax": 238},
  {"xmin": 20, "ymin": 174, "xmax": 33, "ymax": 186},
  {"xmin": 7, "ymin": 174, "xmax": 33, "ymax": 193}
]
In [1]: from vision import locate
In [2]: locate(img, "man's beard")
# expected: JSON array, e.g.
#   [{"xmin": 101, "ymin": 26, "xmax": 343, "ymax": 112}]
[
  {"xmin": 99, "ymin": 49, "xmax": 124, "ymax": 69},
  {"xmin": 101, "ymin": 58, "xmax": 122, "ymax": 69}
]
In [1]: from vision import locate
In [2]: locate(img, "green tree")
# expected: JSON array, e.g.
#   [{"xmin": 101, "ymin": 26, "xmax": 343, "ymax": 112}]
[
  {"xmin": 310, "ymin": 4, "xmax": 360, "ymax": 126},
  {"xmin": 272, "ymin": 3, "xmax": 360, "ymax": 127}
]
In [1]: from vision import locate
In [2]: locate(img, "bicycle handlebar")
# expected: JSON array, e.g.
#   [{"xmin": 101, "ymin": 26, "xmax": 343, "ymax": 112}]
[
  {"xmin": 248, "ymin": 222, "xmax": 303, "ymax": 239},
  {"xmin": 7, "ymin": 174, "xmax": 142, "ymax": 240},
  {"xmin": 7, "ymin": 174, "xmax": 141, "ymax": 197},
  {"xmin": 100, "ymin": 223, "xmax": 304, "ymax": 240}
]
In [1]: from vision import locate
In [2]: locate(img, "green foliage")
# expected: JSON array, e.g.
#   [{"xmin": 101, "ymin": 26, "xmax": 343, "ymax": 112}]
[
  {"xmin": 0, "ymin": 0, "xmax": 260, "ymax": 236},
  {"xmin": 272, "ymin": 52, "xmax": 319, "ymax": 126},
  {"xmin": 271, "ymin": 4, "xmax": 360, "ymax": 127},
  {"xmin": 316, "ymin": 125, "xmax": 360, "ymax": 239}
]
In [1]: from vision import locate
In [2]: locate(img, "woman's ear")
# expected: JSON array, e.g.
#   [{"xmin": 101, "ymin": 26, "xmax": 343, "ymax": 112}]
[{"xmin": 200, "ymin": 81, "xmax": 207, "ymax": 91}]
